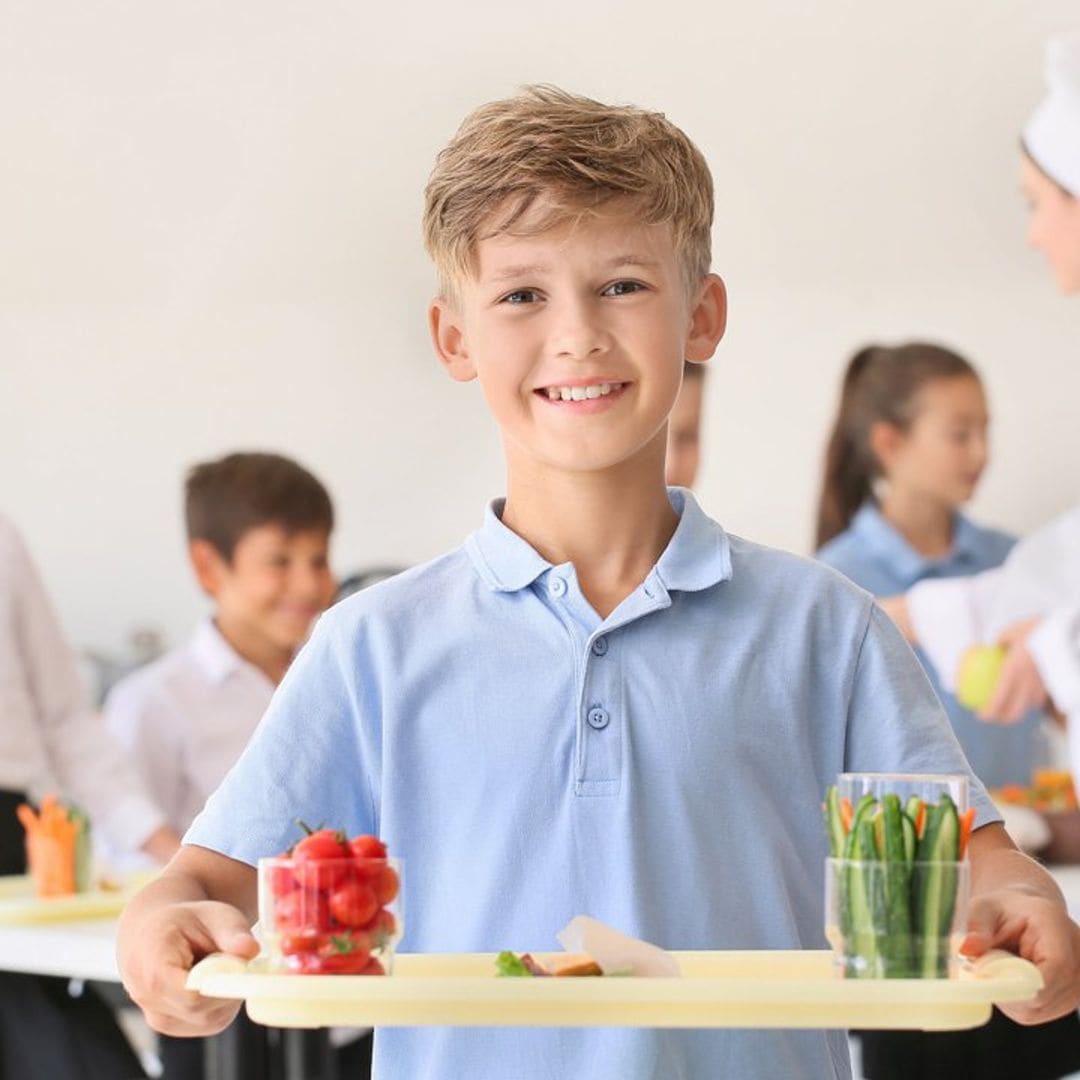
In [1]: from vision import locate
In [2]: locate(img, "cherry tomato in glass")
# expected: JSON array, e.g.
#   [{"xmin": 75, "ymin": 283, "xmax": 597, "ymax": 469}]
[
  {"xmin": 373, "ymin": 864, "xmax": 399, "ymax": 905},
  {"xmin": 348, "ymin": 835, "xmax": 387, "ymax": 860},
  {"xmin": 365, "ymin": 907, "xmax": 397, "ymax": 946},
  {"xmin": 291, "ymin": 830, "xmax": 350, "ymax": 888},
  {"xmin": 267, "ymin": 863, "xmax": 297, "ymax": 898},
  {"xmin": 278, "ymin": 927, "xmax": 326, "ymax": 955},
  {"xmin": 274, "ymin": 886, "xmax": 330, "ymax": 931},
  {"xmin": 361, "ymin": 957, "xmax": 385, "ymax": 976},
  {"xmin": 329, "ymin": 881, "xmax": 378, "ymax": 928}
]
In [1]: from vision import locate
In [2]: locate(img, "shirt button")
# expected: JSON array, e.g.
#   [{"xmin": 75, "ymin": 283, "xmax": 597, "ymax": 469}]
[
  {"xmin": 591, "ymin": 636, "xmax": 609, "ymax": 657},
  {"xmin": 587, "ymin": 706, "xmax": 610, "ymax": 730},
  {"xmin": 548, "ymin": 577, "xmax": 567, "ymax": 598}
]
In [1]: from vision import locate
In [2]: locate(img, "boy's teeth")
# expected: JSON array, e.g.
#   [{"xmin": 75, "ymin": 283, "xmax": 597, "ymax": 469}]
[{"xmin": 545, "ymin": 382, "xmax": 619, "ymax": 401}]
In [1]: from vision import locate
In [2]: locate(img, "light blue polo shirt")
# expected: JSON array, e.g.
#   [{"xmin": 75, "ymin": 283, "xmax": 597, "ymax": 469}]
[
  {"xmin": 188, "ymin": 489, "xmax": 999, "ymax": 1080},
  {"xmin": 818, "ymin": 502, "xmax": 1041, "ymax": 788}
]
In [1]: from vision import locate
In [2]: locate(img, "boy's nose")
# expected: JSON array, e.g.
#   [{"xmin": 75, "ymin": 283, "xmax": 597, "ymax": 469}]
[{"xmin": 550, "ymin": 300, "xmax": 611, "ymax": 360}]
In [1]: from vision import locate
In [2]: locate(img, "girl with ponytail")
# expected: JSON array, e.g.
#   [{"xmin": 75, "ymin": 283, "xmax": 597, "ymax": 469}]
[{"xmin": 816, "ymin": 341, "xmax": 1044, "ymax": 790}]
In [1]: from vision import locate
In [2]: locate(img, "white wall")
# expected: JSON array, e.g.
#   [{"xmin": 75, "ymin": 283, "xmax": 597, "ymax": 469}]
[{"xmin": 3, "ymin": 0, "xmax": 1079, "ymax": 656}]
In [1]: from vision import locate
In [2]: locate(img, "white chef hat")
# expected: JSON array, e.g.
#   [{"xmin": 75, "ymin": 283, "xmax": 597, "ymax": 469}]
[{"xmin": 1023, "ymin": 33, "xmax": 1080, "ymax": 197}]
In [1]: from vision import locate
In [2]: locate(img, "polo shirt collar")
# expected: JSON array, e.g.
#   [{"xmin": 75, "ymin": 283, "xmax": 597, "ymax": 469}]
[
  {"xmin": 465, "ymin": 487, "xmax": 733, "ymax": 595},
  {"xmin": 190, "ymin": 618, "xmax": 246, "ymax": 685},
  {"xmin": 849, "ymin": 502, "xmax": 981, "ymax": 586}
]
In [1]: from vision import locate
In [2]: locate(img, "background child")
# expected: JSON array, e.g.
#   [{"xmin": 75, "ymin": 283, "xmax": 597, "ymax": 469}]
[
  {"xmin": 665, "ymin": 359, "xmax": 706, "ymax": 489},
  {"xmin": 105, "ymin": 452, "xmax": 343, "ymax": 1079},
  {"xmin": 815, "ymin": 343, "xmax": 1080, "ymax": 1080},
  {"xmin": 816, "ymin": 342, "xmax": 1044, "ymax": 790},
  {"xmin": 118, "ymin": 87, "xmax": 1080, "ymax": 1080},
  {"xmin": 106, "ymin": 451, "xmax": 336, "ymax": 848}
]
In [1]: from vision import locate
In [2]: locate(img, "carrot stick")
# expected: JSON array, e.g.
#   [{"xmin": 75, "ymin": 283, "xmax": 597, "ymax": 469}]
[
  {"xmin": 958, "ymin": 807, "xmax": 976, "ymax": 859},
  {"xmin": 840, "ymin": 797, "xmax": 853, "ymax": 833},
  {"xmin": 915, "ymin": 803, "xmax": 927, "ymax": 839}
]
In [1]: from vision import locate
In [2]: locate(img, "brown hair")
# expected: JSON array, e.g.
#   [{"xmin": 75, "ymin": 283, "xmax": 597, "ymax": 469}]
[
  {"xmin": 423, "ymin": 85, "xmax": 714, "ymax": 297},
  {"xmin": 815, "ymin": 344, "xmax": 979, "ymax": 548},
  {"xmin": 185, "ymin": 452, "xmax": 334, "ymax": 561}
]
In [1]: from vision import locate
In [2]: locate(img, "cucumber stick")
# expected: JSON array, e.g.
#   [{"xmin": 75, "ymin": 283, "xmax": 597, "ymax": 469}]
[
  {"xmin": 914, "ymin": 795, "xmax": 961, "ymax": 977},
  {"xmin": 824, "ymin": 787, "xmax": 846, "ymax": 858}
]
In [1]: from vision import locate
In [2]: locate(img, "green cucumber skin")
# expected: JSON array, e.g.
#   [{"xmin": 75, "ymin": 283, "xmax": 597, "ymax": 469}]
[
  {"xmin": 843, "ymin": 795, "xmax": 877, "ymax": 858},
  {"xmin": 914, "ymin": 796, "xmax": 961, "ymax": 977},
  {"xmin": 880, "ymin": 796, "xmax": 914, "ymax": 977}
]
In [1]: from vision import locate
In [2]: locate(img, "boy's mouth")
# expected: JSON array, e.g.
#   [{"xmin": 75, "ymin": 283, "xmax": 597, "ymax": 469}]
[{"xmin": 535, "ymin": 381, "xmax": 629, "ymax": 403}]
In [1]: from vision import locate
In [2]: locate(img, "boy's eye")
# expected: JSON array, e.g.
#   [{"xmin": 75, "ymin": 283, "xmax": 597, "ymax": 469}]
[
  {"xmin": 501, "ymin": 289, "xmax": 541, "ymax": 305},
  {"xmin": 602, "ymin": 280, "xmax": 645, "ymax": 297}
]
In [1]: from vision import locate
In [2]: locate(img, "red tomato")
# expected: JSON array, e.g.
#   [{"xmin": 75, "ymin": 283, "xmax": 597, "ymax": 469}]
[
  {"xmin": 288, "ymin": 932, "xmax": 372, "ymax": 974},
  {"xmin": 278, "ymin": 927, "xmax": 327, "ymax": 955},
  {"xmin": 267, "ymin": 863, "xmax": 297, "ymax": 898},
  {"xmin": 328, "ymin": 881, "xmax": 378, "ymax": 928},
  {"xmin": 274, "ymin": 887, "xmax": 330, "ymax": 931},
  {"xmin": 365, "ymin": 907, "xmax": 397, "ymax": 946},
  {"xmin": 291, "ymin": 829, "xmax": 350, "ymax": 890},
  {"xmin": 373, "ymin": 864, "xmax": 399, "ymax": 905},
  {"xmin": 360, "ymin": 956, "xmax": 385, "ymax": 976},
  {"xmin": 348, "ymin": 835, "xmax": 387, "ymax": 860}
]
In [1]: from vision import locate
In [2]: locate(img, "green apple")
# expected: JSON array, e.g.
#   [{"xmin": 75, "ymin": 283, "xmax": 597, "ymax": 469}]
[{"xmin": 956, "ymin": 645, "xmax": 1007, "ymax": 712}]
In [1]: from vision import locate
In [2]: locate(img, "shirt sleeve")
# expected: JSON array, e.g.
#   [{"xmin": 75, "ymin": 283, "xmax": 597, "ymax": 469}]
[
  {"xmin": 906, "ymin": 568, "xmax": 1006, "ymax": 693},
  {"xmin": 184, "ymin": 607, "xmax": 377, "ymax": 865},
  {"xmin": 1028, "ymin": 604, "xmax": 1080, "ymax": 717},
  {"xmin": 845, "ymin": 604, "xmax": 1000, "ymax": 830},
  {"xmin": 11, "ymin": 525, "xmax": 167, "ymax": 852}
]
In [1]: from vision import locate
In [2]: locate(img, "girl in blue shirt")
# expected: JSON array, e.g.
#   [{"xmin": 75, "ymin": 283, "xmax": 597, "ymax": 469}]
[
  {"xmin": 816, "ymin": 342, "xmax": 1079, "ymax": 1080},
  {"xmin": 816, "ymin": 341, "xmax": 1043, "ymax": 789}
]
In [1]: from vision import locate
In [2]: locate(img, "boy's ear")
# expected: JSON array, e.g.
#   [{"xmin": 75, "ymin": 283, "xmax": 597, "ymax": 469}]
[
  {"xmin": 189, "ymin": 539, "xmax": 227, "ymax": 598},
  {"xmin": 429, "ymin": 298, "xmax": 477, "ymax": 383},
  {"xmin": 685, "ymin": 274, "xmax": 727, "ymax": 364}
]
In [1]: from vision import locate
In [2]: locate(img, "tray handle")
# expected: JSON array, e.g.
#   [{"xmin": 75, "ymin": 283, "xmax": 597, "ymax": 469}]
[
  {"xmin": 186, "ymin": 952, "xmax": 250, "ymax": 993},
  {"xmin": 962, "ymin": 949, "xmax": 1043, "ymax": 989}
]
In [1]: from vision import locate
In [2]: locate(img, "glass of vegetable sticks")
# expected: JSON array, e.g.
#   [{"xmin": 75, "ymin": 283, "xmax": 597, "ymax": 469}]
[{"xmin": 824, "ymin": 774, "xmax": 975, "ymax": 979}]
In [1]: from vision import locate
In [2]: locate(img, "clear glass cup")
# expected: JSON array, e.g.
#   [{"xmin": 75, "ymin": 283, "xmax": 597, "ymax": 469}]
[
  {"xmin": 825, "ymin": 857, "xmax": 970, "ymax": 978},
  {"xmin": 825, "ymin": 773, "xmax": 970, "ymax": 978},
  {"xmin": 258, "ymin": 856, "xmax": 403, "ymax": 975},
  {"xmin": 836, "ymin": 772, "xmax": 968, "ymax": 815}
]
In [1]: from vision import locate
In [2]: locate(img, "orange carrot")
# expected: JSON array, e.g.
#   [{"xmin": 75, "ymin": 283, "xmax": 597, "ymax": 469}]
[
  {"xmin": 915, "ymin": 803, "xmax": 926, "ymax": 839},
  {"xmin": 840, "ymin": 797, "xmax": 853, "ymax": 833},
  {"xmin": 958, "ymin": 807, "xmax": 976, "ymax": 859}
]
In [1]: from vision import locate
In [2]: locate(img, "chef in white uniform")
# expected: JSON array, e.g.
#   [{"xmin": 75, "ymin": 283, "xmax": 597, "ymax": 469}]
[{"xmin": 883, "ymin": 33, "xmax": 1080, "ymax": 778}]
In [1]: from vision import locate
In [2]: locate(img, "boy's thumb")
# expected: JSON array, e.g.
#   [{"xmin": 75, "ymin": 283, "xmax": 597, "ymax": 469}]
[
  {"xmin": 959, "ymin": 896, "xmax": 1002, "ymax": 957},
  {"xmin": 198, "ymin": 902, "xmax": 260, "ymax": 958}
]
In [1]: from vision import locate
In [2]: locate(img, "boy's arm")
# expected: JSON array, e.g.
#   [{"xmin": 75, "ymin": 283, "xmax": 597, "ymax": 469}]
[
  {"xmin": 963, "ymin": 823, "xmax": 1080, "ymax": 1024},
  {"xmin": 117, "ymin": 844, "xmax": 258, "ymax": 1036}
]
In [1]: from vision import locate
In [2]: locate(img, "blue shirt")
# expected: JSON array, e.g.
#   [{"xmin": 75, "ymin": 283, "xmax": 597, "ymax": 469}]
[
  {"xmin": 818, "ymin": 503, "xmax": 1040, "ymax": 788},
  {"xmin": 188, "ymin": 489, "xmax": 998, "ymax": 1080}
]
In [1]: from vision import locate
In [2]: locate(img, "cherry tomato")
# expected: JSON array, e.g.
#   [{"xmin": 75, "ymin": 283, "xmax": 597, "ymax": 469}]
[
  {"xmin": 278, "ymin": 927, "xmax": 327, "ymax": 955},
  {"xmin": 365, "ymin": 907, "xmax": 397, "ymax": 946},
  {"xmin": 267, "ymin": 863, "xmax": 297, "ymax": 898},
  {"xmin": 348, "ymin": 835, "xmax": 387, "ymax": 860},
  {"xmin": 329, "ymin": 880, "xmax": 378, "ymax": 928},
  {"xmin": 360, "ymin": 956, "xmax": 385, "ymax": 976},
  {"xmin": 373, "ymin": 864, "xmax": 399, "ymax": 905},
  {"xmin": 291, "ymin": 830, "xmax": 350, "ymax": 888},
  {"xmin": 288, "ymin": 932, "xmax": 372, "ymax": 974},
  {"xmin": 274, "ymin": 886, "xmax": 330, "ymax": 931}
]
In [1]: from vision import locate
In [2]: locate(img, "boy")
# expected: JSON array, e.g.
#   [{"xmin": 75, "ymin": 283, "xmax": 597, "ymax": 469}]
[
  {"xmin": 118, "ymin": 88, "xmax": 1080, "ymax": 1080},
  {"xmin": 106, "ymin": 451, "xmax": 337, "ymax": 853}
]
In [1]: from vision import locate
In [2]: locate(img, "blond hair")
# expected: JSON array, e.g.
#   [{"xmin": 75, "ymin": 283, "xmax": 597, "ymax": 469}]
[{"xmin": 423, "ymin": 85, "xmax": 714, "ymax": 297}]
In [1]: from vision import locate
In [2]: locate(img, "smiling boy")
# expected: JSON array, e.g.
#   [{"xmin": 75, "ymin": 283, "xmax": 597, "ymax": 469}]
[{"xmin": 118, "ymin": 87, "xmax": 1080, "ymax": 1080}]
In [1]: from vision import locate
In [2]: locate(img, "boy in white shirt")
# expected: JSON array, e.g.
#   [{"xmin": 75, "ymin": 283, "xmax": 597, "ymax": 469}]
[{"xmin": 106, "ymin": 451, "xmax": 337, "ymax": 849}]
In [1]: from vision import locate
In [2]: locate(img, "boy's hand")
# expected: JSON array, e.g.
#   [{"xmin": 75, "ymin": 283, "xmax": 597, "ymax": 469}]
[
  {"xmin": 961, "ymin": 887, "xmax": 1080, "ymax": 1024},
  {"xmin": 119, "ymin": 898, "xmax": 258, "ymax": 1036}
]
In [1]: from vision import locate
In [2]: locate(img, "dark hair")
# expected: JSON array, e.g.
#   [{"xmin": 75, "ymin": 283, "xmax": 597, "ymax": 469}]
[
  {"xmin": 185, "ymin": 452, "xmax": 334, "ymax": 561},
  {"xmin": 815, "ymin": 343, "xmax": 979, "ymax": 548},
  {"xmin": 682, "ymin": 360, "xmax": 706, "ymax": 380}
]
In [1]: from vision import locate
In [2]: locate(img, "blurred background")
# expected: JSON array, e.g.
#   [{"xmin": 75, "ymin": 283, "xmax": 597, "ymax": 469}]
[{"xmin": 2, "ymin": 0, "xmax": 1079, "ymax": 662}]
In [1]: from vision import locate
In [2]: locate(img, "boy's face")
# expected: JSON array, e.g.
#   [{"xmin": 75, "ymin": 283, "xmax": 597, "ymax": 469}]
[
  {"xmin": 191, "ymin": 524, "xmax": 335, "ymax": 652},
  {"xmin": 430, "ymin": 208, "xmax": 725, "ymax": 480}
]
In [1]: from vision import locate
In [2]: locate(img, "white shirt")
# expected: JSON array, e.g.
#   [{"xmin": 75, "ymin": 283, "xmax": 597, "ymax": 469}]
[
  {"xmin": 105, "ymin": 618, "xmax": 275, "ymax": 840},
  {"xmin": 0, "ymin": 514, "xmax": 166, "ymax": 852},
  {"xmin": 907, "ymin": 506, "xmax": 1080, "ymax": 766}
]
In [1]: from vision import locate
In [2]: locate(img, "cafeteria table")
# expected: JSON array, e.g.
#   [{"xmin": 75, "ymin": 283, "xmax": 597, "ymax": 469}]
[{"xmin": 0, "ymin": 914, "xmax": 342, "ymax": 1080}]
